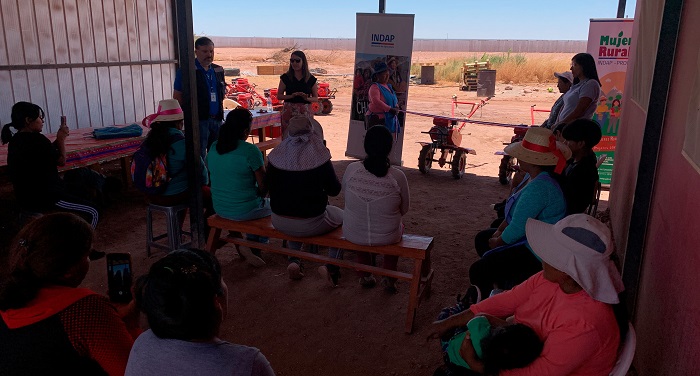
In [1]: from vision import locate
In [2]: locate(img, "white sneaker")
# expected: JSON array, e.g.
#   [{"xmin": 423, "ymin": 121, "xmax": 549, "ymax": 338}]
[{"xmin": 237, "ymin": 246, "xmax": 266, "ymax": 267}]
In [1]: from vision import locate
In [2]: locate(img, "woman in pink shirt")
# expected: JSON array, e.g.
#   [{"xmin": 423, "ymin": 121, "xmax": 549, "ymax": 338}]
[
  {"xmin": 430, "ymin": 214, "xmax": 625, "ymax": 376},
  {"xmin": 365, "ymin": 61, "xmax": 400, "ymax": 135}
]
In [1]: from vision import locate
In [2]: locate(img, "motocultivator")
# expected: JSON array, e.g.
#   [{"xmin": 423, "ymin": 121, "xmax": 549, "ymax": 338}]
[
  {"xmin": 418, "ymin": 117, "xmax": 476, "ymax": 179},
  {"xmin": 225, "ymin": 78, "xmax": 336, "ymax": 115},
  {"xmin": 416, "ymin": 96, "xmax": 489, "ymax": 179}
]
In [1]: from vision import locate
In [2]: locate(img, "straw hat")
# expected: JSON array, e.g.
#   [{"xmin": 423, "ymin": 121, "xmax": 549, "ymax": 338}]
[
  {"xmin": 504, "ymin": 127, "xmax": 571, "ymax": 172},
  {"xmin": 142, "ymin": 99, "xmax": 184, "ymax": 127},
  {"xmin": 526, "ymin": 214, "xmax": 625, "ymax": 304},
  {"xmin": 372, "ymin": 61, "xmax": 389, "ymax": 78}
]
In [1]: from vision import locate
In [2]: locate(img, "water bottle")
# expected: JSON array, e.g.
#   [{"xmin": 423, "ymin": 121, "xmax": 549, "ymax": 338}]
[{"xmin": 264, "ymin": 90, "xmax": 273, "ymax": 112}]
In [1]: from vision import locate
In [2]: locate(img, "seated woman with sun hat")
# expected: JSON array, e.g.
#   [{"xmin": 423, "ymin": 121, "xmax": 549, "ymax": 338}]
[
  {"xmin": 469, "ymin": 127, "xmax": 570, "ymax": 297},
  {"xmin": 431, "ymin": 214, "xmax": 625, "ymax": 375}
]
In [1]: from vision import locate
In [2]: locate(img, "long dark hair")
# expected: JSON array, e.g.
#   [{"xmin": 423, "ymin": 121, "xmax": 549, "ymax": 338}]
[
  {"xmin": 139, "ymin": 248, "xmax": 224, "ymax": 341},
  {"xmin": 143, "ymin": 120, "xmax": 181, "ymax": 158},
  {"xmin": 0, "ymin": 213, "xmax": 94, "ymax": 310},
  {"xmin": 363, "ymin": 125, "xmax": 393, "ymax": 177},
  {"xmin": 572, "ymin": 53, "xmax": 601, "ymax": 85},
  {"xmin": 1, "ymin": 102, "xmax": 45, "ymax": 144},
  {"xmin": 216, "ymin": 107, "xmax": 252, "ymax": 155},
  {"xmin": 285, "ymin": 50, "xmax": 311, "ymax": 83}
]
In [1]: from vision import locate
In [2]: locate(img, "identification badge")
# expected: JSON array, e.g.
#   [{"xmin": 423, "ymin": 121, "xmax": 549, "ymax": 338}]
[{"xmin": 210, "ymin": 92, "xmax": 216, "ymax": 102}]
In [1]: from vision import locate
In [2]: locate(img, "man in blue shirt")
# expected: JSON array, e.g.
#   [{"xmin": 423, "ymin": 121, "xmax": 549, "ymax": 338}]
[{"xmin": 173, "ymin": 37, "xmax": 226, "ymax": 158}]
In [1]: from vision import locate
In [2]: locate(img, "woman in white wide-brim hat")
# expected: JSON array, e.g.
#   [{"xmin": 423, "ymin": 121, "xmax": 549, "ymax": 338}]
[
  {"xmin": 431, "ymin": 214, "xmax": 625, "ymax": 375},
  {"xmin": 469, "ymin": 127, "xmax": 571, "ymax": 297},
  {"xmin": 266, "ymin": 116, "xmax": 343, "ymax": 281}
]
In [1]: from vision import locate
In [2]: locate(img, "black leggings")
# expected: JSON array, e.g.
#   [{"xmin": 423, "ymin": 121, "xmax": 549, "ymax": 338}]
[{"xmin": 469, "ymin": 243, "xmax": 542, "ymax": 295}]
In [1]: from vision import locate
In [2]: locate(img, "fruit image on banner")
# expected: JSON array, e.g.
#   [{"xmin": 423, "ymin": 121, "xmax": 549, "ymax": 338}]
[{"xmin": 587, "ymin": 18, "xmax": 635, "ymax": 185}]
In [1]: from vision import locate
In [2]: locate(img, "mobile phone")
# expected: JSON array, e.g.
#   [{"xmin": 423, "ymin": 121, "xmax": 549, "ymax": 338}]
[
  {"xmin": 60, "ymin": 115, "xmax": 67, "ymax": 128},
  {"xmin": 107, "ymin": 253, "xmax": 133, "ymax": 303}
]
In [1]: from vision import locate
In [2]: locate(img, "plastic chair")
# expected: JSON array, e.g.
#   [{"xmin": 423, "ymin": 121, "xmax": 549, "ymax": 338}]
[
  {"xmin": 146, "ymin": 203, "xmax": 191, "ymax": 255},
  {"xmin": 609, "ymin": 322, "xmax": 636, "ymax": 376}
]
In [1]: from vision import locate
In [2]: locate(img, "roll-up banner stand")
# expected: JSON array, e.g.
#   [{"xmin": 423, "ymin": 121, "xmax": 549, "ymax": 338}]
[
  {"xmin": 587, "ymin": 18, "xmax": 635, "ymax": 185},
  {"xmin": 346, "ymin": 13, "xmax": 415, "ymax": 165}
]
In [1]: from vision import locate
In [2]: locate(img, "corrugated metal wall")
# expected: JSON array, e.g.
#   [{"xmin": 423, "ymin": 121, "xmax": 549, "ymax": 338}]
[
  {"xmin": 0, "ymin": 0, "xmax": 176, "ymax": 132},
  {"xmin": 210, "ymin": 36, "xmax": 587, "ymax": 53}
]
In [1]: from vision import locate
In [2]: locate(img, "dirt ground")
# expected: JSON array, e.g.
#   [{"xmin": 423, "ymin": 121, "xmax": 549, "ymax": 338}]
[{"xmin": 0, "ymin": 48, "xmax": 607, "ymax": 376}]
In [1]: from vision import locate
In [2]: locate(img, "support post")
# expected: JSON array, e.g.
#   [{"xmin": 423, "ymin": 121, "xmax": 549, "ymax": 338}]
[{"xmin": 173, "ymin": 0, "xmax": 206, "ymax": 248}]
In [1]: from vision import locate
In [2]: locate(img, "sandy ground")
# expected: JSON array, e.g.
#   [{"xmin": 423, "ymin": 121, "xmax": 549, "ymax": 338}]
[{"xmin": 0, "ymin": 48, "xmax": 607, "ymax": 376}]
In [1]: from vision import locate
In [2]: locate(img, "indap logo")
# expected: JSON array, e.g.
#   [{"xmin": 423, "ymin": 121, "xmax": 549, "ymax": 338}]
[
  {"xmin": 371, "ymin": 34, "xmax": 395, "ymax": 47},
  {"xmin": 598, "ymin": 31, "xmax": 631, "ymax": 59}
]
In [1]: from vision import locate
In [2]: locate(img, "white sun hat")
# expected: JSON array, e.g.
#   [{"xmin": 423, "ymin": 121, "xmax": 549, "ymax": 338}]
[{"xmin": 525, "ymin": 214, "xmax": 625, "ymax": 304}]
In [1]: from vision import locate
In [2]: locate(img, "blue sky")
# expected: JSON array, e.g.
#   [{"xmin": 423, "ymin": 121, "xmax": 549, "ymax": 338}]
[{"xmin": 192, "ymin": 0, "xmax": 636, "ymax": 40}]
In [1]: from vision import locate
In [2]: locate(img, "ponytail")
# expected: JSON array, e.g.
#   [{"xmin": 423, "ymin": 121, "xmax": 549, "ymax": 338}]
[{"xmin": 1, "ymin": 102, "xmax": 44, "ymax": 144}]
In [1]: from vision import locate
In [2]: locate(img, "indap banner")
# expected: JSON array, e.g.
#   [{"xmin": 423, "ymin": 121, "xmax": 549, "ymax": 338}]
[
  {"xmin": 345, "ymin": 13, "xmax": 414, "ymax": 165},
  {"xmin": 587, "ymin": 18, "xmax": 635, "ymax": 185}
]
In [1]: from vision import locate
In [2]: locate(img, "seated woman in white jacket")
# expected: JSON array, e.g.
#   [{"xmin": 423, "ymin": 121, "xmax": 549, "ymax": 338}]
[{"xmin": 324, "ymin": 125, "xmax": 410, "ymax": 292}]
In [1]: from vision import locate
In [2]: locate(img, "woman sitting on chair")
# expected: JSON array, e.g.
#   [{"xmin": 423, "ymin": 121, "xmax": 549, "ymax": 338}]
[
  {"xmin": 431, "ymin": 214, "xmax": 625, "ymax": 376},
  {"xmin": 469, "ymin": 127, "xmax": 569, "ymax": 296}
]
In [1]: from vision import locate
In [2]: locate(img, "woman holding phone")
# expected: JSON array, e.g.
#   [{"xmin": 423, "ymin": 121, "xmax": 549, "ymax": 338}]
[
  {"xmin": 276, "ymin": 51, "xmax": 318, "ymax": 138},
  {"xmin": 0, "ymin": 213, "xmax": 139, "ymax": 375},
  {"xmin": 1, "ymin": 102, "xmax": 101, "ymax": 227}
]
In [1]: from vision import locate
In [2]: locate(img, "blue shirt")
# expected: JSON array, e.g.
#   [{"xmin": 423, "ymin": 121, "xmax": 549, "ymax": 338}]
[
  {"xmin": 501, "ymin": 172, "xmax": 566, "ymax": 245},
  {"xmin": 174, "ymin": 59, "xmax": 220, "ymax": 116}
]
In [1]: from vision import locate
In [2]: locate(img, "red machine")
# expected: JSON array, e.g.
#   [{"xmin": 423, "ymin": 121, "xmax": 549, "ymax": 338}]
[
  {"xmin": 309, "ymin": 82, "xmax": 337, "ymax": 115},
  {"xmin": 225, "ymin": 78, "xmax": 267, "ymax": 108},
  {"xmin": 417, "ymin": 96, "xmax": 489, "ymax": 179},
  {"xmin": 496, "ymin": 105, "xmax": 551, "ymax": 185}
]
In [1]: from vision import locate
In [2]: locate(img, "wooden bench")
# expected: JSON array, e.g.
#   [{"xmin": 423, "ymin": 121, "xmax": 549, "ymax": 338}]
[
  {"xmin": 254, "ymin": 138, "xmax": 281, "ymax": 152},
  {"xmin": 206, "ymin": 215, "xmax": 434, "ymax": 333}
]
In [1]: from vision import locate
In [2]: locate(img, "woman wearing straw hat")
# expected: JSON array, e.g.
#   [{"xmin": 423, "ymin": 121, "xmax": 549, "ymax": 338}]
[
  {"xmin": 266, "ymin": 116, "xmax": 342, "ymax": 280},
  {"xmin": 140, "ymin": 99, "xmax": 209, "ymax": 208},
  {"xmin": 430, "ymin": 214, "xmax": 625, "ymax": 375},
  {"xmin": 469, "ymin": 127, "xmax": 570, "ymax": 297}
]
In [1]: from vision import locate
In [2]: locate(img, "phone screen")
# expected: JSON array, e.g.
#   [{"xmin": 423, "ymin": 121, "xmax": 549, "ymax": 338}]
[
  {"xmin": 107, "ymin": 253, "xmax": 133, "ymax": 303},
  {"xmin": 60, "ymin": 115, "xmax": 67, "ymax": 127}
]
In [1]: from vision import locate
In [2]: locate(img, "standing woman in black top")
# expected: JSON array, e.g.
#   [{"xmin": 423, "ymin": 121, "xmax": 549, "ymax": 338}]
[
  {"xmin": 1, "ymin": 102, "xmax": 99, "ymax": 228},
  {"xmin": 276, "ymin": 51, "xmax": 318, "ymax": 138}
]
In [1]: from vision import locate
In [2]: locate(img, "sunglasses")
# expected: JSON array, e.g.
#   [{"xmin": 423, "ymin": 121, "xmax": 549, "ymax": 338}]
[{"xmin": 290, "ymin": 58, "xmax": 302, "ymax": 63}]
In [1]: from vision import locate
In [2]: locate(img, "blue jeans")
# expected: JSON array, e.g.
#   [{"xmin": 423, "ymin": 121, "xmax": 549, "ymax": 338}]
[{"xmin": 199, "ymin": 118, "xmax": 222, "ymax": 158}]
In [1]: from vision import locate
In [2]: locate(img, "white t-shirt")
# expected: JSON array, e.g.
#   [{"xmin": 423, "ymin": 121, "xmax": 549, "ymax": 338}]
[{"xmin": 556, "ymin": 79, "xmax": 602, "ymax": 123}]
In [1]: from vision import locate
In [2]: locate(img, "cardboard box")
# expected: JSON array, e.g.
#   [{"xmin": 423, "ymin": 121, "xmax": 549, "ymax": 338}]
[{"xmin": 257, "ymin": 65, "xmax": 287, "ymax": 75}]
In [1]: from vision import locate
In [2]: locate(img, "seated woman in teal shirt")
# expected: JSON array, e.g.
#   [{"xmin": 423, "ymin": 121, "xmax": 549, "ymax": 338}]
[
  {"xmin": 469, "ymin": 127, "xmax": 570, "ymax": 296},
  {"xmin": 206, "ymin": 108, "xmax": 270, "ymax": 267}
]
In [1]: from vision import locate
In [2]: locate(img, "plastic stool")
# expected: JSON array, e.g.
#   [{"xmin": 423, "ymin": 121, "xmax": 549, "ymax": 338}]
[{"xmin": 146, "ymin": 204, "xmax": 192, "ymax": 255}]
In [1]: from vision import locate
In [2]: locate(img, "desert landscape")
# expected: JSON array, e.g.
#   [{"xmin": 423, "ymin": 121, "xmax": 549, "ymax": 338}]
[{"xmin": 0, "ymin": 47, "xmax": 607, "ymax": 375}]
